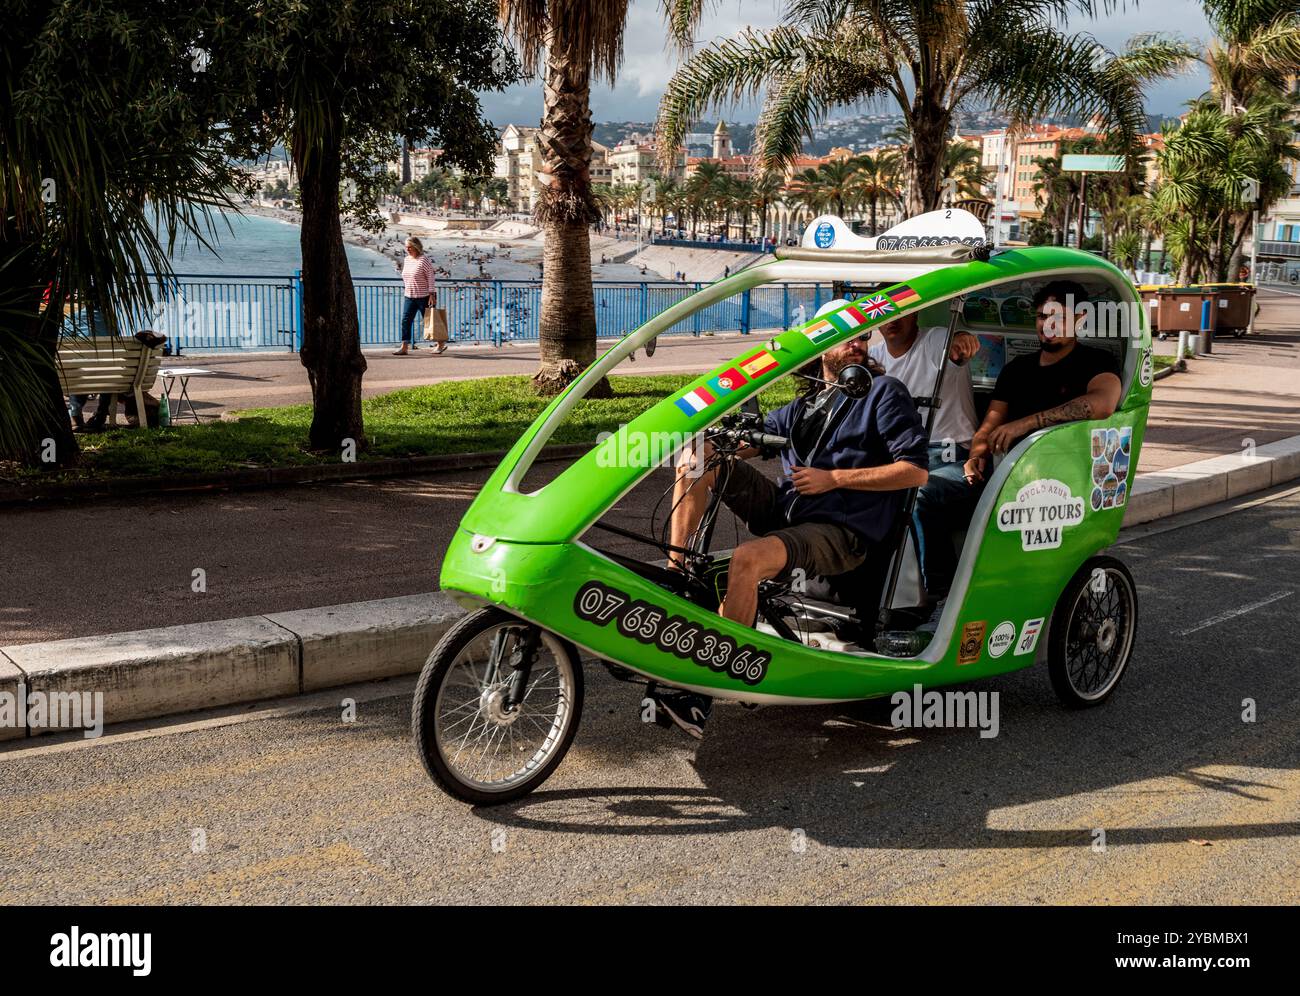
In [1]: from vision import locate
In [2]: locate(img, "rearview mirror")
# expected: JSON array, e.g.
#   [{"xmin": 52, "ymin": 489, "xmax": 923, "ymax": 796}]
[{"xmin": 836, "ymin": 363, "xmax": 873, "ymax": 400}]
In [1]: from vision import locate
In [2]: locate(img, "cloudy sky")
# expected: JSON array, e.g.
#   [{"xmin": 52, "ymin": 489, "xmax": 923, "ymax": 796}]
[{"xmin": 479, "ymin": 0, "xmax": 1214, "ymax": 126}]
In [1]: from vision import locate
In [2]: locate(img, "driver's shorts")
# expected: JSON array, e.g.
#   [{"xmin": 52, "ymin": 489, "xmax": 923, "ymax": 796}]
[{"xmin": 713, "ymin": 459, "xmax": 867, "ymax": 580}]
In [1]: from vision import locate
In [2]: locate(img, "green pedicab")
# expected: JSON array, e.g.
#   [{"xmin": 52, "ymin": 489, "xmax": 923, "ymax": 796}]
[{"xmin": 412, "ymin": 210, "xmax": 1153, "ymax": 804}]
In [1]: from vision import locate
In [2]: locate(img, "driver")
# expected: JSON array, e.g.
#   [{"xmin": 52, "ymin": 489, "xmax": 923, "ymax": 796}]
[{"xmin": 655, "ymin": 306, "xmax": 929, "ymax": 738}]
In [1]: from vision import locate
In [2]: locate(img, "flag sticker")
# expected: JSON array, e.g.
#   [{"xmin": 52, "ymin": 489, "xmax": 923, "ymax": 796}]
[
  {"xmin": 859, "ymin": 294, "xmax": 895, "ymax": 319},
  {"xmin": 841, "ymin": 304, "xmax": 870, "ymax": 325},
  {"xmin": 889, "ymin": 285, "xmax": 921, "ymax": 307},
  {"xmin": 802, "ymin": 319, "xmax": 838, "ymax": 345},
  {"xmin": 674, "ymin": 385, "xmax": 717, "ymax": 416},
  {"xmin": 708, "ymin": 366, "xmax": 748, "ymax": 394},
  {"xmin": 739, "ymin": 349, "xmax": 779, "ymax": 378}
]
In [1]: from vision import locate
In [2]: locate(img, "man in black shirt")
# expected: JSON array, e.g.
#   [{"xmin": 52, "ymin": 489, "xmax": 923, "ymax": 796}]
[{"xmin": 964, "ymin": 280, "xmax": 1123, "ymax": 483}]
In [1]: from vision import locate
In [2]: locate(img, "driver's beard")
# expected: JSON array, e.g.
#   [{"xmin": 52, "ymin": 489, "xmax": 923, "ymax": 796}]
[
  {"xmin": 1041, "ymin": 335, "xmax": 1071, "ymax": 353},
  {"xmin": 822, "ymin": 351, "xmax": 851, "ymax": 379}
]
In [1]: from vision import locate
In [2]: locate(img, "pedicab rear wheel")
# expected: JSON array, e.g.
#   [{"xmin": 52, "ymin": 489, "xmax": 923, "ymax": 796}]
[
  {"xmin": 1047, "ymin": 556, "xmax": 1138, "ymax": 708},
  {"xmin": 412, "ymin": 607, "xmax": 584, "ymax": 805}
]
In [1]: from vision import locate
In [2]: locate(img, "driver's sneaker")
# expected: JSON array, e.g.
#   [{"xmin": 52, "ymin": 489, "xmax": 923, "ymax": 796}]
[{"xmin": 650, "ymin": 689, "xmax": 712, "ymax": 740}]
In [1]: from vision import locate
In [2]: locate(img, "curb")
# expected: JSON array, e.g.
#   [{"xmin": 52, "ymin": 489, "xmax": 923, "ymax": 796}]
[
  {"xmin": 5, "ymin": 434, "xmax": 1300, "ymax": 742},
  {"xmin": 0, "ymin": 443, "xmax": 593, "ymax": 506}
]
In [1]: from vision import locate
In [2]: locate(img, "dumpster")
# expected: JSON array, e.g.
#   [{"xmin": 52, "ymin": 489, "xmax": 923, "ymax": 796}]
[
  {"xmin": 1201, "ymin": 283, "xmax": 1256, "ymax": 337},
  {"xmin": 1156, "ymin": 287, "xmax": 1219, "ymax": 339},
  {"xmin": 1136, "ymin": 284, "xmax": 1163, "ymax": 334}
]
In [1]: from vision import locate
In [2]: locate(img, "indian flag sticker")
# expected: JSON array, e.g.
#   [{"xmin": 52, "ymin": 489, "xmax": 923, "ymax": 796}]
[
  {"xmin": 889, "ymin": 285, "xmax": 921, "ymax": 308},
  {"xmin": 708, "ymin": 366, "xmax": 748, "ymax": 394},
  {"xmin": 739, "ymin": 349, "xmax": 779, "ymax": 379},
  {"xmin": 674, "ymin": 385, "xmax": 717, "ymax": 416},
  {"xmin": 802, "ymin": 320, "xmax": 837, "ymax": 345}
]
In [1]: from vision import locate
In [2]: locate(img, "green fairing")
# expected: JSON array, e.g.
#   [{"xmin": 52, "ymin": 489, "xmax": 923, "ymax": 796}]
[{"xmin": 441, "ymin": 246, "xmax": 1151, "ymax": 703}]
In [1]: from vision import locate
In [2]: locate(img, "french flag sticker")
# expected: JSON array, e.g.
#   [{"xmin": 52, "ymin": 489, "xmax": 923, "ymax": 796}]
[{"xmin": 674, "ymin": 385, "xmax": 717, "ymax": 416}]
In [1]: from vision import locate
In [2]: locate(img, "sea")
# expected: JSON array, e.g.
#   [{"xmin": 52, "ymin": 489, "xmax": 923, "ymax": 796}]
[{"xmin": 166, "ymin": 211, "xmax": 396, "ymax": 277}]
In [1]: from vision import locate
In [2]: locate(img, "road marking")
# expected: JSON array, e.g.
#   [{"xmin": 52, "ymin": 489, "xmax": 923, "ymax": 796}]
[{"xmin": 1176, "ymin": 590, "xmax": 1294, "ymax": 636}]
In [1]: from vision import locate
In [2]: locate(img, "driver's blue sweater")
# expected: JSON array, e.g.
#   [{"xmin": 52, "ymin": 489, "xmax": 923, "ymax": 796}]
[{"xmin": 762, "ymin": 374, "xmax": 929, "ymax": 545}]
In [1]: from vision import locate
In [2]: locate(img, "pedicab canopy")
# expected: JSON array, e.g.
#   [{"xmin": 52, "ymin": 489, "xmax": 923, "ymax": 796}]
[{"xmin": 457, "ymin": 208, "xmax": 1151, "ymax": 547}]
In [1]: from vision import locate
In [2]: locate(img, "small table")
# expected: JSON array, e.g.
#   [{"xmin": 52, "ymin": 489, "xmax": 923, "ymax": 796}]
[{"xmin": 158, "ymin": 367, "xmax": 216, "ymax": 423}]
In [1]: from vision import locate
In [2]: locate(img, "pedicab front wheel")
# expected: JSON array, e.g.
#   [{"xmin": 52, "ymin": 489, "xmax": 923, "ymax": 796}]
[
  {"xmin": 1048, "ymin": 556, "xmax": 1138, "ymax": 708},
  {"xmin": 412, "ymin": 607, "xmax": 584, "ymax": 805}
]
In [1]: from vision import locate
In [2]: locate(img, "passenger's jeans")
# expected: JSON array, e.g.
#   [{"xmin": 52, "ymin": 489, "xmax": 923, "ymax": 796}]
[
  {"xmin": 400, "ymin": 295, "xmax": 428, "ymax": 345},
  {"xmin": 913, "ymin": 443, "xmax": 983, "ymax": 599}
]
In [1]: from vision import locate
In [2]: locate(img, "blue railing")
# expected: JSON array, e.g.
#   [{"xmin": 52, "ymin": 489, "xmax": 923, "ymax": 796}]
[{"xmin": 110, "ymin": 275, "xmax": 833, "ymax": 353}]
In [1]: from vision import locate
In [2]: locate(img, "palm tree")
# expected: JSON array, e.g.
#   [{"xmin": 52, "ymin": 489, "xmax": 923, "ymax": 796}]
[
  {"xmin": 1199, "ymin": 0, "xmax": 1300, "ymax": 112},
  {"xmin": 3, "ymin": 3, "xmax": 246, "ymax": 466},
  {"xmin": 940, "ymin": 143, "xmax": 989, "ymax": 202},
  {"xmin": 657, "ymin": 1, "xmax": 1194, "ymax": 215},
  {"xmin": 751, "ymin": 171, "xmax": 785, "ymax": 242},
  {"xmin": 855, "ymin": 149, "xmax": 902, "ymax": 234},
  {"xmin": 499, "ymin": 0, "xmax": 634, "ymax": 395},
  {"xmin": 685, "ymin": 161, "xmax": 726, "ymax": 236}
]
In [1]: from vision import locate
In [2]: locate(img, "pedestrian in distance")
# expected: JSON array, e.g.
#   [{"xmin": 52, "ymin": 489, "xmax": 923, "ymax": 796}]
[{"xmin": 395, "ymin": 237, "xmax": 439, "ymax": 355}]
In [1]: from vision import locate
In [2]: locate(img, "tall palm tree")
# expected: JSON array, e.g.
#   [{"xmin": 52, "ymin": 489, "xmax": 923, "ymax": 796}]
[
  {"xmin": 499, "ymin": 0, "xmax": 634, "ymax": 395},
  {"xmin": 1199, "ymin": 0, "xmax": 1300, "ymax": 112},
  {"xmin": 658, "ymin": 1, "xmax": 1194, "ymax": 215}
]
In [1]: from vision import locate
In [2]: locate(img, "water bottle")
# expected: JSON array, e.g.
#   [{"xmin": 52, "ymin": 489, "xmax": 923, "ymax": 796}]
[
  {"xmin": 874, "ymin": 630, "xmax": 933, "ymax": 658},
  {"xmin": 158, "ymin": 391, "xmax": 171, "ymax": 427}
]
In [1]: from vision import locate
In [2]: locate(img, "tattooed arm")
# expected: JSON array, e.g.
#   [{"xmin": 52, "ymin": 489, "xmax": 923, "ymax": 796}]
[{"xmin": 987, "ymin": 372, "xmax": 1122, "ymax": 454}]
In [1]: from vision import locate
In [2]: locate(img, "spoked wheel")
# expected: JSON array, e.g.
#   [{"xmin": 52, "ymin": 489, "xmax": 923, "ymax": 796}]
[
  {"xmin": 412, "ymin": 607, "xmax": 584, "ymax": 805},
  {"xmin": 1047, "ymin": 556, "xmax": 1139, "ymax": 708}
]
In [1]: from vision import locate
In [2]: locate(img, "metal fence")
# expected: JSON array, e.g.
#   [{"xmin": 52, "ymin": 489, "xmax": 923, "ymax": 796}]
[{"xmin": 107, "ymin": 274, "xmax": 836, "ymax": 353}]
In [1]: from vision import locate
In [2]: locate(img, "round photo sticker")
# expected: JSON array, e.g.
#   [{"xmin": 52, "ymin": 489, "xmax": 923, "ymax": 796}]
[
  {"xmin": 1119, "ymin": 426, "xmax": 1132, "ymax": 455},
  {"xmin": 1105, "ymin": 428, "xmax": 1120, "ymax": 462},
  {"xmin": 1091, "ymin": 432, "xmax": 1105, "ymax": 460},
  {"xmin": 1116, "ymin": 480, "xmax": 1127, "ymax": 507},
  {"xmin": 1091, "ymin": 486, "xmax": 1103, "ymax": 511},
  {"xmin": 1093, "ymin": 458, "xmax": 1110, "ymax": 486}
]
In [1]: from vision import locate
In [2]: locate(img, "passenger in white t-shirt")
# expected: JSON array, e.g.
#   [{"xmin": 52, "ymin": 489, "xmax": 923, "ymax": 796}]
[{"xmin": 868, "ymin": 312, "xmax": 983, "ymax": 611}]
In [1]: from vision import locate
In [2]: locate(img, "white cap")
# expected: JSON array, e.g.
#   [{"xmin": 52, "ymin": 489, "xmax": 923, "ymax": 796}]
[{"xmin": 813, "ymin": 298, "xmax": 850, "ymax": 319}]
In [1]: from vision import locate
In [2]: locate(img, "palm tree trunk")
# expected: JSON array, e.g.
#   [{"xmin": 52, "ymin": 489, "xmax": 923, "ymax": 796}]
[
  {"xmin": 870, "ymin": 193, "xmax": 878, "ymax": 236},
  {"xmin": 904, "ymin": 105, "xmax": 950, "ymax": 215},
  {"xmin": 531, "ymin": 36, "xmax": 607, "ymax": 397},
  {"xmin": 294, "ymin": 116, "xmax": 367, "ymax": 451}
]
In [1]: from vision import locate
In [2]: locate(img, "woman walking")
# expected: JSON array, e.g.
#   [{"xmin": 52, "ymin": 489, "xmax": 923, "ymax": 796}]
[{"xmin": 395, "ymin": 237, "xmax": 442, "ymax": 355}]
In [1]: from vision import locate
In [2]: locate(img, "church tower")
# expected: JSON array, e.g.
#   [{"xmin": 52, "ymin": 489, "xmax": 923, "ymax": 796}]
[{"xmin": 712, "ymin": 120, "xmax": 732, "ymax": 159}]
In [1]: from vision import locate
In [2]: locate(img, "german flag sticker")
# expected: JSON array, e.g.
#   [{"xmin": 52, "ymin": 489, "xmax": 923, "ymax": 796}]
[{"xmin": 890, "ymin": 285, "xmax": 921, "ymax": 308}]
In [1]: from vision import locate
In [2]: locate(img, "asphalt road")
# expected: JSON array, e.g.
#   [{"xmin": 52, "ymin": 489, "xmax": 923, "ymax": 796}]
[{"xmin": 2, "ymin": 486, "xmax": 1297, "ymax": 904}]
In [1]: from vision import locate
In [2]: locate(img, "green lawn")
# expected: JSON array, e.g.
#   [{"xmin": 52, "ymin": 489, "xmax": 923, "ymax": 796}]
[
  {"xmin": 1153, "ymin": 354, "xmax": 1178, "ymax": 371},
  {"xmin": 27, "ymin": 374, "xmax": 798, "ymax": 483}
]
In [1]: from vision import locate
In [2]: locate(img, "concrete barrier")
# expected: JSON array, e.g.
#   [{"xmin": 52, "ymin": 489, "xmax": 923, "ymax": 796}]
[
  {"xmin": 267, "ymin": 593, "xmax": 462, "ymax": 691},
  {"xmin": 1123, "ymin": 433, "xmax": 1300, "ymax": 528},
  {"xmin": 2, "ymin": 616, "xmax": 299, "ymax": 738}
]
